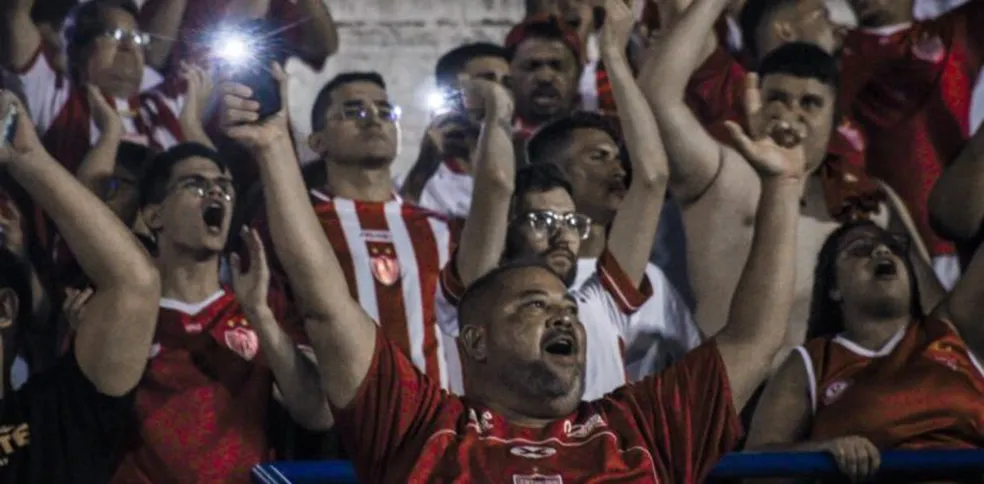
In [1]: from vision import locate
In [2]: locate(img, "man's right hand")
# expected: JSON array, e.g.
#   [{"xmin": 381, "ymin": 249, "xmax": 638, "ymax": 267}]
[
  {"xmin": 219, "ymin": 62, "xmax": 291, "ymax": 152},
  {"xmin": 459, "ymin": 75, "xmax": 514, "ymax": 128},
  {"xmin": 814, "ymin": 435, "xmax": 881, "ymax": 482}
]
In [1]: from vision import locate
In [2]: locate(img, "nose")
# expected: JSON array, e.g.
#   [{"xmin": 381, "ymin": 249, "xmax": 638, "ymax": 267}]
[
  {"xmin": 548, "ymin": 310, "xmax": 574, "ymax": 328},
  {"xmin": 872, "ymin": 244, "xmax": 892, "ymax": 258}
]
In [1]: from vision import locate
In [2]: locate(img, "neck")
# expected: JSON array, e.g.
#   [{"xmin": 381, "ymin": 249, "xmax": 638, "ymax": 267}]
[
  {"xmin": 469, "ymin": 387, "xmax": 556, "ymax": 429},
  {"xmin": 157, "ymin": 245, "xmax": 222, "ymax": 303},
  {"xmin": 578, "ymin": 224, "xmax": 607, "ymax": 259},
  {"xmin": 840, "ymin": 306, "xmax": 909, "ymax": 350},
  {"xmin": 323, "ymin": 161, "xmax": 393, "ymax": 202}
]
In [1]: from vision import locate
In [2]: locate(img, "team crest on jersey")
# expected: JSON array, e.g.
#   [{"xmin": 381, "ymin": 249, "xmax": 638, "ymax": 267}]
[
  {"xmin": 510, "ymin": 446, "xmax": 557, "ymax": 459},
  {"xmin": 224, "ymin": 326, "xmax": 260, "ymax": 361},
  {"xmin": 370, "ymin": 254, "xmax": 401, "ymax": 286},
  {"xmin": 823, "ymin": 379, "xmax": 851, "ymax": 405},
  {"xmin": 564, "ymin": 414, "xmax": 607, "ymax": 439},
  {"xmin": 912, "ymin": 34, "xmax": 945, "ymax": 63},
  {"xmin": 513, "ymin": 473, "xmax": 563, "ymax": 484},
  {"xmin": 927, "ymin": 340, "xmax": 960, "ymax": 371}
]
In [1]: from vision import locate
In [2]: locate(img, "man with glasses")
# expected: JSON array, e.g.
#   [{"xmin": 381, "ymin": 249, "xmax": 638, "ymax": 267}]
[
  {"xmin": 251, "ymin": 71, "xmax": 460, "ymax": 389},
  {"xmin": 110, "ymin": 142, "xmax": 329, "ymax": 482},
  {"xmin": 1, "ymin": 0, "xmax": 191, "ymax": 170}
]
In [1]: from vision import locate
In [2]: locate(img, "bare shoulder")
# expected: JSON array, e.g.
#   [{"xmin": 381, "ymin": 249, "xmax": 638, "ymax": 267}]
[{"xmin": 685, "ymin": 146, "xmax": 761, "ymax": 222}]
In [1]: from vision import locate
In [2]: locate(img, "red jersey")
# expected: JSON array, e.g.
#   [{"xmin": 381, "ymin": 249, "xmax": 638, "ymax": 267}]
[
  {"xmin": 687, "ymin": 45, "xmax": 883, "ymax": 221},
  {"xmin": 333, "ymin": 330, "xmax": 741, "ymax": 482},
  {"xmin": 795, "ymin": 318, "xmax": 984, "ymax": 449},
  {"xmin": 111, "ymin": 289, "xmax": 304, "ymax": 483},
  {"xmin": 256, "ymin": 190, "xmax": 457, "ymax": 389},
  {"xmin": 840, "ymin": 2, "xmax": 984, "ymax": 256}
]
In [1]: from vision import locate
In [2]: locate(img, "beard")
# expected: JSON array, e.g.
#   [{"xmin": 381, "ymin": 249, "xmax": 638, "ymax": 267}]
[{"xmin": 502, "ymin": 359, "xmax": 583, "ymax": 402}]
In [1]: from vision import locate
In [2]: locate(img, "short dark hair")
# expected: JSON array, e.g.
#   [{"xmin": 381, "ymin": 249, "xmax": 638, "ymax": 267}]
[
  {"xmin": 310, "ymin": 72, "xmax": 387, "ymax": 132},
  {"xmin": 139, "ymin": 142, "xmax": 229, "ymax": 207},
  {"xmin": 757, "ymin": 42, "xmax": 840, "ymax": 91},
  {"xmin": 435, "ymin": 43, "xmax": 509, "ymax": 91},
  {"xmin": 458, "ymin": 258, "xmax": 561, "ymax": 329},
  {"xmin": 504, "ymin": 15, "xmax": 583, "ymax": 63},
  {"xmin": 32, "ymin": 0, "xmax": 78, "ymax": 27},
  {"xmin": 739, "ymin": 0, "xmax": 798, "ymax": 60},
  {"xmin": 63, "ymin": 0, "xmax": 139, "ymax": 74},
  {"xmin": 526, "ymin": 111, "xmax": 620, "ymax": 165},
  {"xmin": 510, "ymin": 163, "xmax": 574, "ymax": 218}
]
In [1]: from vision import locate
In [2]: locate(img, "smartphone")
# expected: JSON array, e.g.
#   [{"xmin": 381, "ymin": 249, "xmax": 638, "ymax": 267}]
[
  {"xmin": 214, "ymin": 19, "xmax": 284, "ymax": 122},
  {"xmin": 1, "ymin": 103, "xmax": 17, "ymax": 148}
]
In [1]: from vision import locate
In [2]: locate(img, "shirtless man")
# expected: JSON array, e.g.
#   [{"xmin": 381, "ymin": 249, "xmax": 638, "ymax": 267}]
[{"xmin": 642, "ymin": 0, "xmax": 937, "ymax": 363}]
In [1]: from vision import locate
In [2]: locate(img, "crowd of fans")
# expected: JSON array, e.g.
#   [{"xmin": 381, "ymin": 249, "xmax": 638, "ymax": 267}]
[{"xmin": 0, "ymin": 0, "xmax": 982, "ymax": 481}]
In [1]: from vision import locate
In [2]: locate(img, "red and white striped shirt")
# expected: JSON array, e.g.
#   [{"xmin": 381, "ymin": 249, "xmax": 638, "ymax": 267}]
[
  {"xmin": 258, "ymin": 190, "xmax": 457, "ymax": 389},
  {"xmin": 14, "ymin": 46, "xmax": 185, "ymax": 172}
]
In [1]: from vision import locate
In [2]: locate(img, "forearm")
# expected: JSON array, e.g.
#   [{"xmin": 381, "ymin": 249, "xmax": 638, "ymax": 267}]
[
  {"xmin": 294, "ymin": 0, "xmax": 339, "ymax": 62},
  {"xmin": 75, "ymin": 127, "xmax": 123, "ymax": 194},
  {"xmin": 1, "ymin": 2, "xmax": 40, "ymax": 71},
  {"xmin": 602, "ymin": 47, "xmax": 668, "ymax": 285},
  {"xmin": 246, "ymin": 307, "xmax": 334, "ymax": 430},
  {"xmin": 139, "ymin": 0, "xmax": 189, "ymax": 70},
  {"xmin": 928, "ymin": 130, "xmax": 984, "ymax": 241},
  {"xmin": 179, "ymin": 114, "xmax": 215, "ymax": 149},
  {"xmin": 456, "ymin": 120, "xmax": 514, "ymax": 286},
  {"xmin": 7, "ymin": 151, "xmax": 155, "ymax": 288}
]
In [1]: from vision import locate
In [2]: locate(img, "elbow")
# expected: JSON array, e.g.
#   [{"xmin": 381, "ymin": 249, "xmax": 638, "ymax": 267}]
[
  {"xmin": 928, "ymin": 182, "xmax": 977, "ymax": 242},
  {"xmin": 631, "ymin": 167, "xmax": 669, "ymax": 190}
]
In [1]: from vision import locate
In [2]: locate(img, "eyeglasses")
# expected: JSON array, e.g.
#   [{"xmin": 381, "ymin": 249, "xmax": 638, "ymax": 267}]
[
  {"xmin": 169, "ymin": 176, "xmax": 234, "ymax": 201},
  {"xmin": 840, "ymin": 233, "xmax": 911, "ymax": 258},
  {"xmin": 516, "ymin": 210, "xmax": 592, "ymax": 240},
  {"xmin": 102, "ymin": 28, "xmax": 151, "ymax": 47},
  {"xmin": 333, "ymin": 102, "xmax": 402, "ymax": 123}
]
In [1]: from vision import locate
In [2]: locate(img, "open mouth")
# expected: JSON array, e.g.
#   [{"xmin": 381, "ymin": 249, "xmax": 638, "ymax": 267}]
[
  {"xmin": 873, "ymin": 258, "xmax": 898, "ymax": 278},
  {"xmin": 542, "ymin": 332, "xmax": 577, "ymax": 358},
  {"xmin": 202, "ymin": 201, "xmax": 225, "ymax": 232}
]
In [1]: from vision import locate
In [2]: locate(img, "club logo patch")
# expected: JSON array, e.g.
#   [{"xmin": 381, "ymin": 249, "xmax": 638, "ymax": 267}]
[
  {"xmin": 510, "ymin": 446, "xmax": 557, "ymax": 459},
  {"xmin": 224, "ymin": 326, "xmax": 259, "ymax": 361}
]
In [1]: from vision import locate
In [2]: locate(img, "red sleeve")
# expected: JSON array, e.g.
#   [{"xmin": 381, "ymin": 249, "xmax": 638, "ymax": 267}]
[
  {"xmin": 685, "ymin": 45, "xmax": 747, "ymax": 127},
  {"xmin": 596, "ymin": 249, "xmax": 653, "ymax": 314},
  {"xmin": 331, "ymin": 330, "xmax": 449, "ymax": 481},
  {"xmin": 613, "ymin": 339, "xmax": 743, "ymax": 482}
]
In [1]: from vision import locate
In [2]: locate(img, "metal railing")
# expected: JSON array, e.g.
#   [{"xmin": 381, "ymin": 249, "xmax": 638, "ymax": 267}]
[{"xmin": 252, "ymin": 449, "xmax": 984, "ymax": 483}]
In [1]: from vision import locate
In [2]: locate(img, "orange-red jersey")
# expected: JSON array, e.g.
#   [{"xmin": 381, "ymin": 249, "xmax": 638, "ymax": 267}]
[{"xmin": 794, "ymin": 317, "xmax": 984, "ymax": 450}]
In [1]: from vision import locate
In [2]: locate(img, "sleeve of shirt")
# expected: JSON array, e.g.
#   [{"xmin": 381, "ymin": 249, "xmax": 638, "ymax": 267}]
[
  {"xmin": 330, "ymin": 330, "xmax": 449, "ymax": 481},
  {"xmin": 26, "ymin": 352, "xmax": 135, "ymax": 482},
  {"xmin": 596, "ymin": 248, "xmax": 653, "ymax": 315},
  {"xmin": 611, "ymin": 339, "xmax": 743, "ymax": 483},
  {"xmin": 12, "ymin": 45, "xmax": 69, "ymax": 134}
]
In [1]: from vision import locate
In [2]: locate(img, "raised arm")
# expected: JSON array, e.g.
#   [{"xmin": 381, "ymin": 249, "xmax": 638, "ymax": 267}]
[
  {"xmin": 928, "ymin": 121, "xmax": 984, "ymax": 242},
  {"xmin": 712, "ymin": 110, "xmax": 807, "ymax": 411},
  {"xmin": 936, "ymin": 236, "xmax": 984, "ymax": 364},
  {"xmin": 219, "ymin": 66, "xmax": 376, "ymax": 409},
  {"xmin": 598, "ymin": 0, "xmax": 669, "ymax": 286},
  {"xmin": 223, "ymin": 0, "xmax": 339, "ymax": 69},
  {"xmin": 75, "ymin": 86, "xmax": 124, "ymax": 194},
  {"xmin": 0, "ymin": 91, "xmax": 159, "ymax": 396},
  {"xmin": 138, "ymin": 0, "xmax": 189, "ymax": 71},
  {"xmin": 0, "ymin": 0, "xmax": 42, "ymax": 70},
  {"xmin": 640, "ymin": 0, "xmax": 737, "ymax": 204},
  {"xmin": 454, "ymin": 78, "xmax": 516, "ymax": 286}
]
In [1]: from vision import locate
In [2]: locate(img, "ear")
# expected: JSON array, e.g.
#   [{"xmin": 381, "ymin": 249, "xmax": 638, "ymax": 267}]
[
  {"xmin": 307, "ymin": 131, "xmax": 328, "ymax": 155},
  {"xmin": 142, "ymin": 203, "xmax": 164, "ymax": 232},
  {"xmin": 774, "ymin": 19, "xmax": 795, "ymax": 42},
  {"xmin": 0, "ymin": 287, "xmax": 20, "ymax": 330},
  {"xmin": 459, "ymin": 324, "xmax": 488, "ymax": 362}
]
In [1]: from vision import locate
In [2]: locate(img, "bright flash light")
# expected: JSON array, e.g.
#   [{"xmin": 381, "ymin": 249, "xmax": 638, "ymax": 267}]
[
  {"xmin": 427, "ymin": 90, "xmax": 450, "ymax": 115},
  {"xmin": 214, "ymin": 32, "xmax": 252, "ymax": 65}
]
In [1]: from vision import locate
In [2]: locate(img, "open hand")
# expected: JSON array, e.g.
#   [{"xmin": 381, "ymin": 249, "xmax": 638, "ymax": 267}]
[
  {"xmin": 0, "ymin": 90, "xmax": 45, "ymax": 166},
  {"xmin": 179, "ymin": 61, "xmax": 214, "ymax": 123},
  {"xmin": 724, "ymin": 73, "xmax": 808, "ymax": 180},
  {"xmin": 230, "ymin": 226, "xmax": 271, "ymax": 317},
  {"xmin": 817, "ymin": 435, "xmax": 881, "ymax": 482},
  {"xmin": 219, "ymin": 62, "xmax": 291, "ymax": 151},
  {"xmin": 86, "ymin": 84, "xmax": 123, "ymax": 135},
  {"xmin": 596, "ymin": 0, "xmax": 636, "ymax": 53}
]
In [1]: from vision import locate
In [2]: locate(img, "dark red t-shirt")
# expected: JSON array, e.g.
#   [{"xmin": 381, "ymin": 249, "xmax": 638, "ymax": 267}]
[{"xmin": 332, "ymin": 330, "xmax": 742, "ymax": 482}]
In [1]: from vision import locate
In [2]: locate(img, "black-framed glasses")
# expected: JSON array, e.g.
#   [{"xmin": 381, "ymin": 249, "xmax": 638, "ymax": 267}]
[
  {"xmin": 103, "ymin": 28, "xmax": 151, "ymax": 47},
  {"xmin": 840, "ymin": 232, "xmax": 911, "ymax": 258},
  {"xmin": 515, "ymin": 210, "xmax": 592, "ymax": 240},
  {"xmin": 169, "ymin": 176, "xmax": 234, "ymax": 201},
  {"xmin": 333, "ymin": 101, "xmax": 401, "ymax": 123}
]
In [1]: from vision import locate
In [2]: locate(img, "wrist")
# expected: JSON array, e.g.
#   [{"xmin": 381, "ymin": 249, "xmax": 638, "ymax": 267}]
[{"xmin": 242, "ymin": 304, "xmax": 274, "ymax": 321}]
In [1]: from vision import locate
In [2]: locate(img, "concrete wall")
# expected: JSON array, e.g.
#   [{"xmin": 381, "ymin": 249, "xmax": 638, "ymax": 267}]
[{"xmin": 284, "ymin": 0, "xmax": 526, "ymax": 175}]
